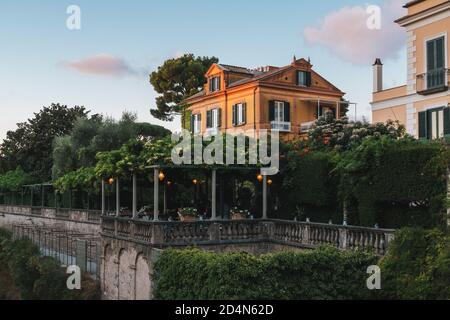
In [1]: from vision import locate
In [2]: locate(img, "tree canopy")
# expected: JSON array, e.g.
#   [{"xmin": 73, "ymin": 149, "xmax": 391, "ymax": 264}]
[
  {"xmin": 149, "ymin": 54, "xmax": 218, "ymax": 121},
  {"xmin": 52, "ymin": 111, "xmax": 171, "ymax": 180},
  {"xmin": 0, "ymin": 104, "xmax": 89, "ymax": 181}
]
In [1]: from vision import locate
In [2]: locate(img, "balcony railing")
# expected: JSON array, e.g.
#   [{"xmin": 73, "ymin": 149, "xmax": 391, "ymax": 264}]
[
  {"xmin": 271, "ymin": 121, "xmax": 291, "ymax": 132},
  {"xmin": 300, "ymin": 121, "xmax": 315, "ymax": 133},
  {"xmin": 101, "ymin": 217, "xmax": 396, "ymax": 255},
  {"xmin": 416, "ymin": 68, "xmax": 449, "ymax": 94}
]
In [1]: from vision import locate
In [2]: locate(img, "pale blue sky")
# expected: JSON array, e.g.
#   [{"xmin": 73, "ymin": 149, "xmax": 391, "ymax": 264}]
[{"xmin": 0, "ymin": 0, "xmax": 407, "ymax": 139}]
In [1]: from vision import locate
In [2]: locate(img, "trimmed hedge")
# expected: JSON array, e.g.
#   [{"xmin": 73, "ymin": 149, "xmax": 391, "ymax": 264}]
[
  {"xmin": 153, "ymin": 247, "xmax": 377, "ymax": 300},
  {"xmin": 0, "ymin": 228, "xmax": 100, "ymax": 300},
  {"xmin": 379, "ymin": 228, "xmax": 450, "ymax": 300},
  {"xmin": 281, "ymin": 151, "xmax": 340, "ymax": 223}
]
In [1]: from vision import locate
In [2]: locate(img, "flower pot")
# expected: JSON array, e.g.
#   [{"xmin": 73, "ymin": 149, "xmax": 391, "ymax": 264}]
[
  {"xmin": 179, "ymin": 215, "xmax": 197, "ymax": 222},
  {"xmin": 231, "ymin": 212, "xmax": 247, "ymax": 220}
]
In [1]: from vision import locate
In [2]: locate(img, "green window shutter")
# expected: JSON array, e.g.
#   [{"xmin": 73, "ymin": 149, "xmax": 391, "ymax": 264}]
[
  {"xmin": 427, "ymin": 41, "xmax": 435, "ymax": 71},
  {"xmin": 218, "ymin": 108, "xmax": 222, "ymax": 127},
  {"xmin": 296, "ymin": 71, "xmax": 300, "ymax": 85},
  {"xmin": 242, "ymin": 103, "xmax": 247, "ymax": 124},
  {"xmin": 444, "ymin": 108, "xmax": 450, "ymax": 136},
  {"xmin": 269, "ymin": 100, "xmax": 275, "ymax": 121},
  {"xmin": 427, "ymin": 110, "xmax": 433, "ymax": 139},
  {"xmin": 206, "ymin": 110, "xmax": 212, "ymax": 128},
  {"xmin": 190, "ymin": 115, "xmax": 195, "ymax": 134},
  {"xmin": 306, "ymin": 72, "xmax": 312, "ymax": 87},
  {"xmin": 232, "ymin": 105, "xmax": 237, "ymax": 126},
  {"xmin": 418, "ymin": 111, "xmax": 427, "ymax": 139},
  {"xmin": 436, "ymin": 37, "xmax": 444, "ymax": 69},
  {"xmin": 284, "ymin": 102, "xmax": 291, "ymax": 122}
]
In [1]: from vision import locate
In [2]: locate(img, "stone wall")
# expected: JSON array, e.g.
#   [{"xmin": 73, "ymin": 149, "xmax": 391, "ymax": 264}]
[
  {"xmin": 101, "ymin": 236, "xmax": 157, "ymax": 300},
  {"xmin": 0, "ymin": 205, "xmax": 100, "ymax": 235}
]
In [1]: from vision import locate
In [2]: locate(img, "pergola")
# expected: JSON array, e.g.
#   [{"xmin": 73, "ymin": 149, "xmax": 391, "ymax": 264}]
[{"xmin": 101, "ymin": 165, "xmax": 270, "ymax": 221}]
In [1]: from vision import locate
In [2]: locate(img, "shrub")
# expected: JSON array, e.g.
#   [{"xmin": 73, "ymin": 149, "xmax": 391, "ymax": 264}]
[
  {"xmin": 379, "ymin": 228, "xmax": 450, "ymax": 300},
  {"xmin": 0, "ymin": 228, "xmax": 100, "ymax": 300},
  {"xmin": 154, "ymin": 247, "xmax": 377, "ymax": 300}
]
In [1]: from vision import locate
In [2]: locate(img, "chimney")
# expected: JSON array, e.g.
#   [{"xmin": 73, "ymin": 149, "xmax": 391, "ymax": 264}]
[{"xmin": 373, "ymin": 58, "xmax": 383, "ymax": 92}]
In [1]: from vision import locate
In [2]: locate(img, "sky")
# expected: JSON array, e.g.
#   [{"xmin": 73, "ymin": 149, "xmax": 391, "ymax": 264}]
[{"xmin": 0, "ymin": 0, "xmax": 408, "ymax": 140}]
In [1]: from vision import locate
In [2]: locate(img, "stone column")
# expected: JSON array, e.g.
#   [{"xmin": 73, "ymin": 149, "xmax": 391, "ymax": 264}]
[
  {"xmin": 116, "ymin": 178, "xmax": 120, "ymax": 217},
  {"xmin": 262, "ymin": 175, "xmax": 268, "ymax": 219},
  {"xmin": 132, "ymin": 173, "xmax": 137, "ymax": 219},
  {"xmin": 101, "ymin": 180, "xmax": 105, "ymax": 216},
  {"xmin": 153, "ymin": 169, "xmax": 159, "ymax": 221},
  {"xmin": 211, "ymin": 169, "xmax": 217, "ymax": 220}
]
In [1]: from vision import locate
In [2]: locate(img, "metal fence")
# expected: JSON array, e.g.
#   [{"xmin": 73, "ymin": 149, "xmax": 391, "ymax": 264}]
[{"xmin": 11, "ymin": 225, "xmax": 101, "ymax": 278}]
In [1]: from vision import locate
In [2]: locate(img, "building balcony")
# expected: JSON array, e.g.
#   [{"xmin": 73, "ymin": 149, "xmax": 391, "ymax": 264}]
[
  {"xmin": 416, "ymin": 68, "xmax": 449, "ymax": 95},
  {"xmin": 300, "ymin": 121, "xmax": 315, "ymax": 133},
  {"xmin": 270, "ymin": 121, "xmax": 291, "ymax": 132}
]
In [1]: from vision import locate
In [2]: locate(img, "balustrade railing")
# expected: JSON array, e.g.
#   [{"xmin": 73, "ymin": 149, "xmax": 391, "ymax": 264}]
[{"xmin": 101, "ymin": 217, "xmax": 395, "ymax": 255}]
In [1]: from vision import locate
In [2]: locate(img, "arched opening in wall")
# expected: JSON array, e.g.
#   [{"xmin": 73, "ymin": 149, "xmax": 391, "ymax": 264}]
[
  {"xmin": 118, "ymin": 248, "xmax": 136, "ymax": 300},
  {"xmin": 135, "ymin": 253, "xmax": 151, "ymax": 300},
  {"xmin": 104, "ymin": 245, "xmax": 119, "ymax": 300}
]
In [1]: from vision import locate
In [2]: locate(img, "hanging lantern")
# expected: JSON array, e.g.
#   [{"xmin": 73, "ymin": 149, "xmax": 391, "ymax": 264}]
[
  {"xmin": 159, "ymin": 171, "xmax": 165, "ymax": 182},
  {"xmin": 267, "ymin": 179, "xmax": 273, "ymax": 186},
  {"xmin": 108, "ymin": 178, "xmax": 114, "ymax": 185},
  {"xmin": 257, "ymin": 175, "xmax": 263, "ymax": 183},
  {"xmin": 192, "ymin": 179, "xmax": 198, "ymax": 185}
]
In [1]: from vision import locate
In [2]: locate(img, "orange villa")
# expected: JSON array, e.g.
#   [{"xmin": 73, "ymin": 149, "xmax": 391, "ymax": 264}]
[
  {"xmin": 372, "ymin": 0, "xmax": 450, "ymax": 139},
  {"xmin": 183, "ymin": 57, "xmax": 350, "ymax": 139}
]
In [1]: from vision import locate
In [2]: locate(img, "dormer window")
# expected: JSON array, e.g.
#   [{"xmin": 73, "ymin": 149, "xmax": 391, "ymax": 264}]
[
  {"xmin": 209, "ymin": 76, "xmax": 221, "ymax": 92},
  {"xmin": 296, "ymin": 71, "xmax": 311, "ymax": 87}
]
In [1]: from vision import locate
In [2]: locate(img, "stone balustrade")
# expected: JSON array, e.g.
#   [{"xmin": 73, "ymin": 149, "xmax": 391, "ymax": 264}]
[
  {"xmin": 0, "ymin": 205, "xmax": 101, "ymax": 223},
  {"xmin": 101, "ymin": 216, "xmax": 395, "ymax": 255}
]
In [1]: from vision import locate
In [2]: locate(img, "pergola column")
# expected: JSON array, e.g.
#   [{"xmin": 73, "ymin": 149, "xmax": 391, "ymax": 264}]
[
  {"xmin": 132, "ymin": 173, "xmax": 137, "ymax": 219},
  {"xmin": 115, "ymin": 178, "xmax": 120, "ymax": 217},
  {"xmin": 262, "ymin": 175, "xmax": 268, "ymax": 219},
  {"xmin": 153, "ymin": 168, "xmax": 159, "ymax": 221},
  {"xmin": 101, "ymin": 180, "xmax": 105, "ymax": 215},
  {"xmin": 211, "ymin": 169, "xmax": 217, "ymax": 220}
]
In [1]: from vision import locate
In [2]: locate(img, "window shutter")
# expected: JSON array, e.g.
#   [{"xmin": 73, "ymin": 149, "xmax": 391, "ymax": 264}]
[
  {"xmin": 242, "ymin": 103, "xmax": 247, "ymax": 124},
  {"xmin": 217, "ymin": 77, "xmax": 221, "ymax": 91},
  {"xmin": 296, "ymin": 71, "xmax": 300, "ymax": 86},
  {"xmin": 206, "ymin": 110, "xmax": 211, "ymax": 128},
  {"xmin": 190, "ymin": 115, "xmax": 194, "ymax": 133},
  {"xmin": 269, "ymin": 101, "xmax": 275, "ymax": 121},
  {"xmin": 306, "ymin": 72, "xmax": 312, "ymax": 87},
  {"xmin": 444, "ymin": 108, "xmax": 450, "ymax": 136},
  {"xmin": 218, "ymin": 108, "xmax": 222, "ymax": 127},
  {"xmin": 418, "ymin": 112, "xmax": 426, "ymax": 138},
  {"xmin": 232, "ymin": 105, "xmax": 237, "ymax": 126},
  {"xmin": 284, "ymin": 102, "xmax": 291, "ymax": 122},
  {"xmin": 436, "ymin": 37, "xmax": 444, "ymax": 69},
  {"xmin": 427, "ymin": 110, "xmax": 433, "ymax": 139},
  {"xmin": 427, "ymin": 41, "xmax": 435, "ymax": 71}
]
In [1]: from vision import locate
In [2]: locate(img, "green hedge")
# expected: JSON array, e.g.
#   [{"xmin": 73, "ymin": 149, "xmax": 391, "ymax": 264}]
[
  {"xmin": 379, "ymin": 228, "xmax": 450, "ymax": 300},
  {"xmin": 281, "ymin": 151, "xmax": 340, "ymax": 223},
  {"xmin": 0, "ymin": 229, "xmax": 100, "ymax": 300},
  {"xmin": 154, "ymin": 247, "xmax": 377, "ymax": 300}
]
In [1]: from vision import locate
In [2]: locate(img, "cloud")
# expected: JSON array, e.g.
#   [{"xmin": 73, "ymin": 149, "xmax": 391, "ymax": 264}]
[
  {"xmin": 303, "ymin": 0, "xmax": 406, "ymax": 65},
  {"xmin": 63, "ymin": 54, "xmax": 136, "ymax": 77}
]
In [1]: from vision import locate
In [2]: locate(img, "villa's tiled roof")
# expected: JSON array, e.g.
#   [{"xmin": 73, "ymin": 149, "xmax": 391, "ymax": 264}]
[
  {"xmin": 403, "ymin": 0, "xmax": 425, "ymax": 8},
  {"xmin": 217, "ymin": 64, "xmax": 258, "ymax": 75}
]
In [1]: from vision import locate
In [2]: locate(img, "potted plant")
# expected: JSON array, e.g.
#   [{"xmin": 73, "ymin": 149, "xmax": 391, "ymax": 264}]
[
  {"xmin": 178, "ymin": 207, "xmax": 198, "ymax": 222},
  {"xmin": 230, "ymin": 207, "xmax": 249, "ymax": 220}
]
